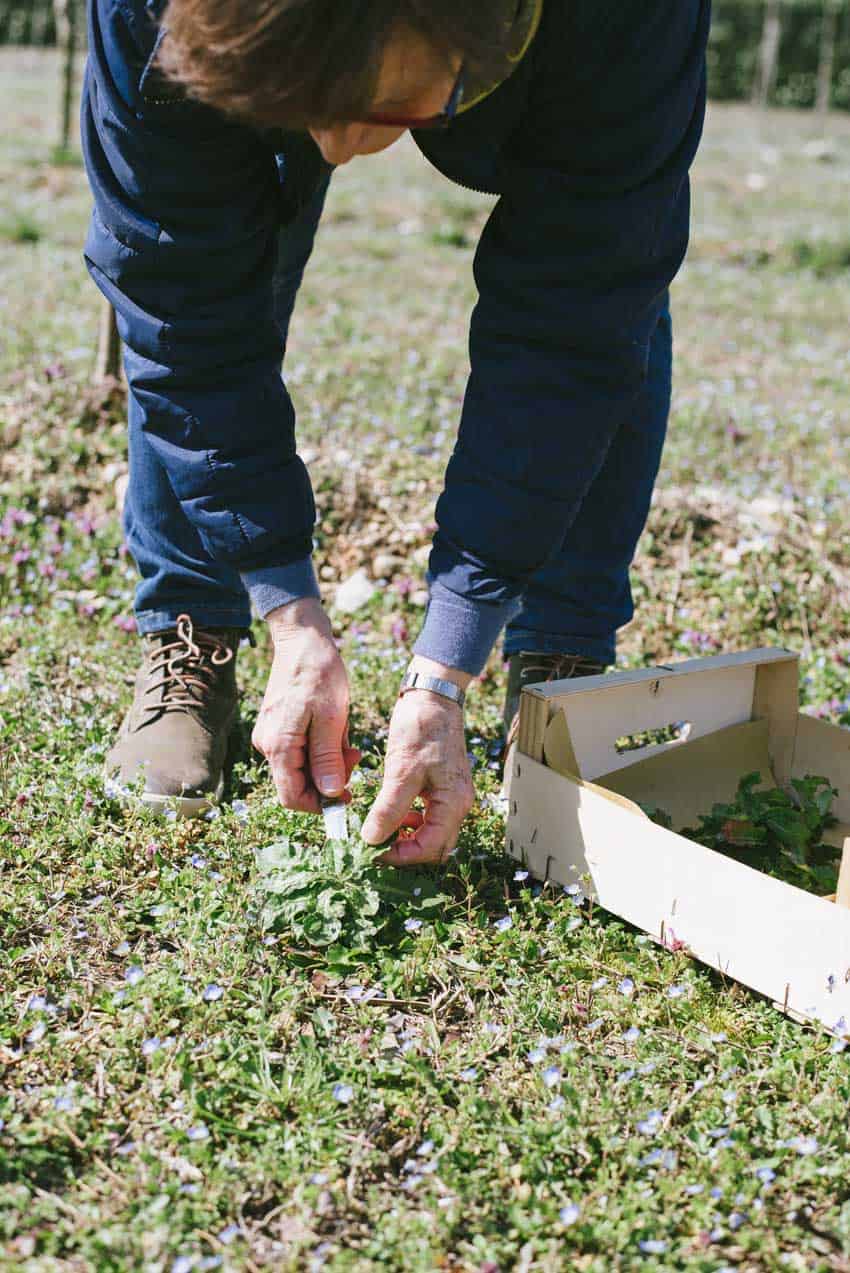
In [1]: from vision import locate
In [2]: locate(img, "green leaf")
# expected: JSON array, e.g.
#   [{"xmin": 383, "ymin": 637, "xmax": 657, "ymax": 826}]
[{"xmin": 254, "ymin": 839, "xmax": 295, "ymax": 872}]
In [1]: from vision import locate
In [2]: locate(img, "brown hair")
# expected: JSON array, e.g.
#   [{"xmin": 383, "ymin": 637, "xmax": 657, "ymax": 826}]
[{"xmin": 158, "ymin": 0, "xmax": 515, "ymax": 131}]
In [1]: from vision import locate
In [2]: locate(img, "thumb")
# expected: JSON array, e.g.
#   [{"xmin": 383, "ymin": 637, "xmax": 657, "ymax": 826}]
[
  {"xmin": 308, "ymin": 707, "xmax": 347, "ymax": 798},
  {"xmin": 361, "ymin": 761, "xmax": 422, "ymax": 846}
]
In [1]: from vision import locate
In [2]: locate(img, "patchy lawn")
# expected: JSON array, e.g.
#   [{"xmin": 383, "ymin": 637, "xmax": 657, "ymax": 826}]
[{"xmin": 2, "ymin": 51, "xmax": 850, "ymax": 1272}]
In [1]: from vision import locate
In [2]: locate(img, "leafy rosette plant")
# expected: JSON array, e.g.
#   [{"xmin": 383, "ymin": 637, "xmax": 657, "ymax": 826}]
[
  {"xmin": 254, "ymin": 836, "xmax": 385, "ymax": 948},
  {"xmin": 682, "ymin": 771, "xmax": 839, "ymax": 888}
]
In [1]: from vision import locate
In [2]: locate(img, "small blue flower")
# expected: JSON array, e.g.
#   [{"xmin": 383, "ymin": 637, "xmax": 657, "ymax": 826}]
[
  {"xmin": 617, "ymin": 978, "xmax": 635, "ymax": 997},
  {"xmin": 417, "ymin": 1139, "xmax": 434, "ymax": 1156},
  {"xmin": 459, "ymin": 1067, "xmax": 478, "ymax": 1081},
  {"xmin": 637, "ymin": 1110, "xmax": 663, "ymax": 1135},
  {"xmin": 186, "ymin": 1124, "xmax": 209, "ymax": 1141},
  {"xmin": 190, "ymin": 854, "xmax": 207, "ymax": 869},
  {"xmin": 231, "ymin": 799, "xmax": 249, "ymax": 822},
  {"xmin": 494, "ymin": 916, "xmax": 513, "ymax": 933},
  {"xmin": 124, "ymin": 965, "xmax": 144, "ymax": 986},
  {"xmin": 27, "ymin": 994, "xmax": 48, "ymax": 1012},
  {"xmin": 792, "ymin": 1136, "xmax": 818, "ymax": 1156},
  {"xmin": 26, "ymin": 1021, "xmax": 47, "ymax": 1044},
  {"xmin": 685, "ymin": 1183, "xmax": 704, "ymax": 1195},
  {"xmin": 404, "ymin": 918, "xmax": 423, "ymax": 933},
  {"xmin": 332, "ymin": 1083, "xmax": 353, "ymax": 1103},
  {"xmin": 142, "ymin": 1037, "xmax": 161, "ymax": 1057},
  {"xmin": 623, "ymin": 1026, "xmax": 641, "ymax": 1043},
  {"xmin": 542, "ymin": 1066, "xmax": 561, "ymax": 1089},
  {"xmin": 617, "ymin": 1069, "xmax": 636, "ymax": 1086},
  {"xmin": 203, "ymin": 984, "xmax": 224, "ymax": 1002},
  {"xmin": 639, "ymin": 1240, "xmax": 667, "ymax": 1255},
  {"xmin": 513, "ymin": 869, "xmax": 529, "ymax": 882},
  {"xmin": 559, "ymin": 1203, "xmax": 581, "ymax": 1226},
  {"xmin": 666, "ymin": 984, "xmax": 687, "ymax": 999},
  {"xmin": 527, "ymin": 1047, "xmax": 546, "ymax": 1064},
  {"xmin": 548, "ymin": 1095, "xmax": 566, "ymax": 1113},
  {"xmin": 592, "ymin": 977, "xmax": 608, "ymax": 990},
  {"xmin": 172, "ymin": 1257, "xmax": 195, "ymax": 1273},
  {"xmin": 729, "ymin": 1211, "xmax": 747, "ymax": 1231},
  {"xmin": 756, "ymin": 1167, "xmax": 775, "ymax": 1184},
  {"xmin": 54, "ymin": 1093, "xmax": 75, "ymax": 1112},
  {"xmin": 217, "ymin": 1225, "xmax": 241, "ymax": 1244}
]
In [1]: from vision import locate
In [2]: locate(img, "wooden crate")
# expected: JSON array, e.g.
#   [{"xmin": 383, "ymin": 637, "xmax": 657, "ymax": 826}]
[{"xmin": 506, "ymin": 648, "xmax": 850, "ymax": 1034}]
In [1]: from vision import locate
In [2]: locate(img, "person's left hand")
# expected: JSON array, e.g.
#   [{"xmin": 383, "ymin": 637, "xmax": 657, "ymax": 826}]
[{"xmin": 361, "ymin": 660, "xmax": 474, "ymax": 867}]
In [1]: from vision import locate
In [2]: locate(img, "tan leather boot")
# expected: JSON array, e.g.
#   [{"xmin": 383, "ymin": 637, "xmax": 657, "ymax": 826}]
[{"xmin": 105, "ymin": 613, "xmax": 250, "ymax": 818}]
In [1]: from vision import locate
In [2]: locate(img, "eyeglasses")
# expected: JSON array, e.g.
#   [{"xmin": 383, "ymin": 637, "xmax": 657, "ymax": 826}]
[{"xmin": 359, "ymin": 64, "xmax": 466, "ymax": 132}]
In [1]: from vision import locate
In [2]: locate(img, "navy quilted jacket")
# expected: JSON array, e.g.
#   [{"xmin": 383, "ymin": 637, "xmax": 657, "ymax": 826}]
[{"xmin": 82, "ymin": 0, "xmax": 710, "ymax": 672}]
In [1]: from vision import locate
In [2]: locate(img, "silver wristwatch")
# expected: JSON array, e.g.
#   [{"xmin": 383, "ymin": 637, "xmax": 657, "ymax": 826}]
[{"xmin": 399, "ymin": 666, "xmax": 466, "ymax": 710}]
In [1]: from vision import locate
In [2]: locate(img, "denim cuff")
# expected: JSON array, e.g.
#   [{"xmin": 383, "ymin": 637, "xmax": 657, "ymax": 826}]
[
  {"xmin": 241, "ymin": 558, "xmax": 321, "ymax": 620},
  {"xmin": 412, "ymin": 581, "xmax": 521, "ymax": 677}
]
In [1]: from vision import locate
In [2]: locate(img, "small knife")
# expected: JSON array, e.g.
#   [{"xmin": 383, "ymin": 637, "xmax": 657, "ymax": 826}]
[{"xmin": 321, "ymin": 795, "xmax": 349, "ymax": 843}]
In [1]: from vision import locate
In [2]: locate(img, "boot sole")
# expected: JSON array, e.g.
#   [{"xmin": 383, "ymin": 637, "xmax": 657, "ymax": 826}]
[{"xmin": 103, "ymin": 768, "xmax": 225, "ymax": 820}]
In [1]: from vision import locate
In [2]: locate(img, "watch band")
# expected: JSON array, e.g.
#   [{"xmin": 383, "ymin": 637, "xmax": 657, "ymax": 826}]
[{"xmin": 399, "ymin": 668, "xmax": 466, "ymax": 710}]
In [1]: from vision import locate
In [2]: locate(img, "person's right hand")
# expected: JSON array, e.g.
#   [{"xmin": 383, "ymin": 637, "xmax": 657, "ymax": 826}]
[{"xmin": 251, "ymin": 597, "xmax": 359, "ymax": 814}]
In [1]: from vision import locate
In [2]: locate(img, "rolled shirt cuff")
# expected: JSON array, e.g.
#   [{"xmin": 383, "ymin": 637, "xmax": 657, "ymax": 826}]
[
  {"xmin": 242, "ymin": 557, "xmax": 321, "ymax": 620},
  {"xmin": 412, "ymin": 581, "xmax": 522, "ymax": 677}
]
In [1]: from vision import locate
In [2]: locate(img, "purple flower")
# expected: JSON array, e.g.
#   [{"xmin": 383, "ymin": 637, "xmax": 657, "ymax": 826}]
[
  {"xmin": 623, "ymin": 1026, "xmax": 641, "ymax": 1043},
  {"xmin": 404, "ymin": 918, "xmax": 423, "ymax": 933},
  {"xmin": 494, "ymin": 916, "xmax": 513, "ymax": 933},
  {"xmin": 332, "ymin": 1083, "xmax": 353, "ymax": 1103},
  {"xmin": 124, "ymin": 965, "xmax": 144, "ymax": 986},
  {"xmin": 203, "ymin": 984, "xmax": 224, "ymax": 1003},
  {"xmin": 617, "ymin": 978, "xmax": 635, "ymax": 997},
  {"xmin": 142, "ymin": 1037, "xmax": 161, "ymax": 1057},
  {"xmin": 559, "ymin": 1203, "xmax": 581, "ymax": 1226},
  {"xmin": 542, "ymin": 1066, "xmax": 561, "ymax": 1089}
]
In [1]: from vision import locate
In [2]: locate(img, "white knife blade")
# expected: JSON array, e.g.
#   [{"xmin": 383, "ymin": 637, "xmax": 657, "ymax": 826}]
[{"xmin": 321, "ymin": 796, "xmax": 349, "ymax": 843}]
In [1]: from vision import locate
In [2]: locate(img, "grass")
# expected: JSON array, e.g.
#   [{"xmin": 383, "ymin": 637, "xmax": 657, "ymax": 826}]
[{"xmin": 2, "ymin": 48, "xmax": 850, "ymax": 1271}]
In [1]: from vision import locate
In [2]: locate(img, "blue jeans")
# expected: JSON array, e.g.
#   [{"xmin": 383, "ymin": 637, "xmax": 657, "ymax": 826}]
[{"xmin": 127, "ymin": 175, "xmax": 672, "ymax": 666}]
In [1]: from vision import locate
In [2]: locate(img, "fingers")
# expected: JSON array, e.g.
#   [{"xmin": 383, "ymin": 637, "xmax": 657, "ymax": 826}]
[
  {"xmin": 309, "ymin": 706, "xmax": 349, "ymax": 798},
  {"xmin": 361, "ymin": 759, "xmax": 423, "ymax": 846},
  {"xmin": 254, "ymin": 731, "xmax": 322, "ymax": 814},
  {"xmin": 379, "ymin": 790, "xmax": 466, "ymax": 868}
]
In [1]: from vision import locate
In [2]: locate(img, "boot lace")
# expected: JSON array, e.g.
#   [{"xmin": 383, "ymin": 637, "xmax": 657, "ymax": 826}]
[{"xmin": 142, "ymin": 613, "xmax": 235, "ymax": 720}]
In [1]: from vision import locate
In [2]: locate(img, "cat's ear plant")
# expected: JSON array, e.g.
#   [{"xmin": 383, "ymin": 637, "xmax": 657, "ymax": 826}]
[
  {"xmin": 682, "ymin": 770, "xmax": 838, "ymax": 886},
  {"xmin": 254, "ymin": 836, "xmax": 386, "ymax": 948}
]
